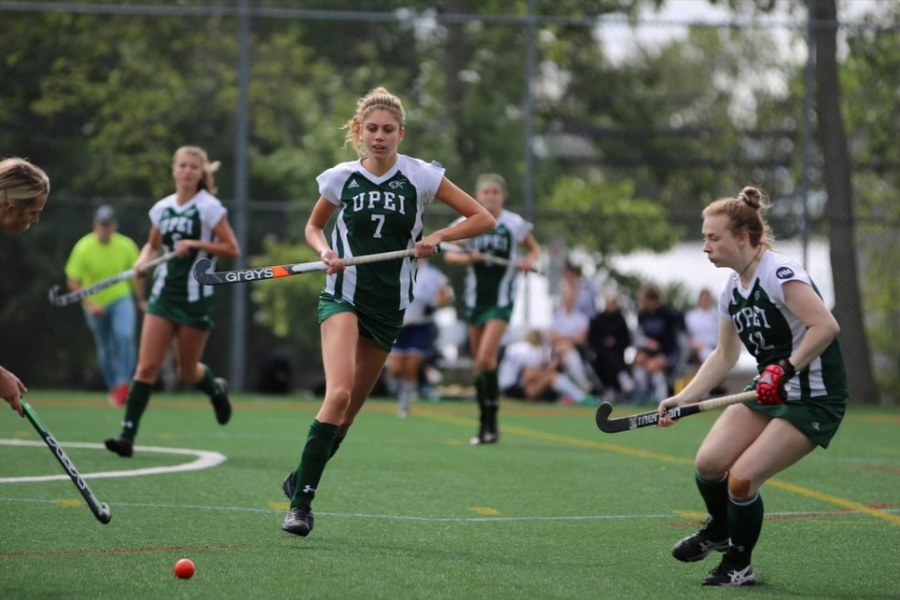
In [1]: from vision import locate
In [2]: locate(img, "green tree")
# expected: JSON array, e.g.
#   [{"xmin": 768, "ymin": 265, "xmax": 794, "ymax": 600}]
[
  {"xmin": 842, "ymin": 3, "xmax": 900, "ymax": 402},
  {"xmin": 248, "ymin": 239, "xmax": 323, "ymax": 375},
  {"xmin": 1, "ymin": 1, "xmax": 893, "ymax": 394},
  {"xmin": 541, "ymin": 175, "xmax": 680, "ymax": 255},
  {"xmin": 811, "ymin": 0, "xmax": 878, "ymax": 403}
]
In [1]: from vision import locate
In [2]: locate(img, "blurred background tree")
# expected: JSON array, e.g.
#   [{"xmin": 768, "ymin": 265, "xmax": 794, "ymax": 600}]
[{"xmin": 0, "ymin": 0, "xmax": 895, "ymax": 402}]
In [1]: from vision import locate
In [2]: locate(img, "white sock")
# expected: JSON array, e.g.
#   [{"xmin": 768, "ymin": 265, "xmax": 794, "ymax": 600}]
[
  {"xmin": 618, "ymin": 371, "xmax": 636, "ymax": 393},
  {"xmin": 398, "ymin": 381, "xmax": 417, "ymax": 409},
  {"xmin": 633, "ymin": 368, "xmax": 649, "ymax": 392},
  {"xmin": 652, "ymin": 372, "xmax": 668, "ymax": 403},
  {"xmin": 553, "ymin": 374, "xmax": 586, "ymax": 400},
  {"xmin": 562, "ymin": 351, "xmax": 591, "ymax": 389}
]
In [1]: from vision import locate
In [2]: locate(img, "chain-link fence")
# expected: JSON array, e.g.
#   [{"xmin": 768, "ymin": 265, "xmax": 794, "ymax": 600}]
[{"xmin": 1, "ymin": 1, "xmax": 897, "ymax": 400}]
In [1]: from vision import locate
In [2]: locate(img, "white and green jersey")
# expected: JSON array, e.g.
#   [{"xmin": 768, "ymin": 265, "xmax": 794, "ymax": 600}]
[
  {"xmin": 455, "ymin": 209, "xmax": 533, "ymax": 313},
  {"xmin": 719, "ymin": 250, "xmax": 847, "ymax": 402},
  {"xmin": 317, "ymin": 154, "xmax": 444, "ymax": 314},
  {"xmin": 148, "ymin": 190, "xmax": 227, "ymax": 306}
]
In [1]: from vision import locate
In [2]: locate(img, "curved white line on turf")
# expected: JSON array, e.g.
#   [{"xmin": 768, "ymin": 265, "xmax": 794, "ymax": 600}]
[{"xmin": 0, "ymin": 439, "xmax": 226, "ymax": 483}]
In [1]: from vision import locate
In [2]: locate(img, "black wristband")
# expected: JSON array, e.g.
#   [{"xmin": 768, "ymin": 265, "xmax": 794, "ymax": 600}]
[{"xmin": 777, "ymin": 359, "xmax": 796, "ymax": 379}]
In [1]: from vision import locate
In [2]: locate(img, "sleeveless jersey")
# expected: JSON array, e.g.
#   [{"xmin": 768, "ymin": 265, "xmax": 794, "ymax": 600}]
[
  {"xmin": 317, "ymin": 154, "xmax": 444, "ymax": 314},
  {"xmin": 719, "ymin": 251, "xmax": 848, "ymax": 402},
  {"xmin": 455, "ymin": 210, "xmax": 533, "ymax": 313},
  {"xmin": 147, "ymin": 190, "xmax": 227, "ymax": 306}
]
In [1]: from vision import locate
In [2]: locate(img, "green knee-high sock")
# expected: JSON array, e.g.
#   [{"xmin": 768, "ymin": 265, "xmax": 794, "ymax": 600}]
[
  {"xmin": 121, "ymin": 381, "xmax": 152, "ymax": 440},
  {"xmin": 474, "ymin": 373, "xmax": 487, "ymax": 431},
  {"xmin": 196, "ymin": 364, "xmax": 222, "ymax": 399},
  {"xmin": 696, "ymin": 473, "xmax": 729, "ymax": 536},
  {"xmin": 726, "ymin": 493, "xmax": 764, "ymax": 564},
  {"xmin": 291, "ymin": 419, "xmax": 338, "ymax": 509},
  {"xmin": 483, "ymin": 369, "xmax": 499, "ymax": 433},
  {"xmin": 329, "ymin": 434, "xmax": 346, "ymax": 459}
]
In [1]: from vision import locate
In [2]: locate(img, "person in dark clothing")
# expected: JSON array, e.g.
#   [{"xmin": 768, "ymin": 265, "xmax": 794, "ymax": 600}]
[
  {"xmin": 587, "ymin": 290, "xmax": 635, "ymax": 400},
  {"xmin": 632, "ymin": 284, "xmax": 684, "ymax": 404}
]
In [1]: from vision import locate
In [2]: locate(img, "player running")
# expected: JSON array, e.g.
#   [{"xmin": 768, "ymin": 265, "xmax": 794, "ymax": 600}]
[
  {"xmin": 104, "ymin": 146, "xmax": 240, "ymax": 458},
  {"xmin": 444, "ymin": 173, "xmax": 541, "ymax": 445},
  {"xmin": 280, "ymin": 87, "xmax": 495, "ymax": 537}
]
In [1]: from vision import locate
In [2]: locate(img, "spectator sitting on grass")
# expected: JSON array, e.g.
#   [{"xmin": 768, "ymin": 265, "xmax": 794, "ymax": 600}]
[{"xmin": 499, "ymin": 329, "xmax": 597, "ymax": 405}]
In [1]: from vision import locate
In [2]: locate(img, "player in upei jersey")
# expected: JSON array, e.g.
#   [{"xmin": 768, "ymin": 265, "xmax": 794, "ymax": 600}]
[
  {"xmin": 0, "ymin": 157, "xmax": 50, "ymax": 417},
  {"xmin": 280, "ymin": 87, "xmax": 495, "ymax": 537},
  {"xmin": 103, "ymin": 146, "xmax": 241, "ymax": 458},
  {"xmin": 657, "ymin": 186, "xmax": 848, "ymax": 587},
  {"xmin": 444, "ymin": 173, "xmax": 541, "ymax": 445}
]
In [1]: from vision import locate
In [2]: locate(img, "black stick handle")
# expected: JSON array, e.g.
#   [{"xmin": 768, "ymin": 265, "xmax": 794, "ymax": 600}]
[
  {"xmin": 595, "ymin": 390, "xmax": 757, "ymax": 433},
  {"xmin": 22, "ymin": 402, "xmax": 112, "ymax": 524}
]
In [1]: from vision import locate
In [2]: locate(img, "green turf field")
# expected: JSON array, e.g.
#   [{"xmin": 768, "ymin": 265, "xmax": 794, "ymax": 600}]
[{"xmin": 1, "ymin": 391, "xmax": 898, "ymax": 599}]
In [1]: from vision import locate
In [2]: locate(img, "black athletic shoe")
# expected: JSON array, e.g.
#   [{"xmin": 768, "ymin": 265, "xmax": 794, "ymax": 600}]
[
  {"xmin": 211, "ymin": 377, "xmax": 231, "ymax": 425},
  {"xmin": 702, "ymin": 561, "xmax": 756, "ymax": 587},
  {"xmin": 672, "ymin": 520, "xmax": 729, "ymax": 562},
  {"xmin": 282, "ymin": 505, "xmax": 314, "ymax": 537},
  {"xmin": 104, "ymin": 436, "xmax": 133, "ymax": 458},
  {"xmin": 282, "ymin": 472, "xmax": 295, "ymax": 500}
]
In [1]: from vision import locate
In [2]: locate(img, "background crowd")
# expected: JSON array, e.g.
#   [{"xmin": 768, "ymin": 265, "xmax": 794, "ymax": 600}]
[{"xmin": 383, "ymin": 255, "xmax": 724, "ymax": 411}]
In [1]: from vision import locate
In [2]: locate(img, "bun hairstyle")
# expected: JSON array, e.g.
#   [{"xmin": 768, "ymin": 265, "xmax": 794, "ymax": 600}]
[
  {"xmin": 173, "ymin": 146, "xmax": 219, "ymax": 194},
  {"xmin": 0, "ymin": 157, "xmax": 50, "ymax": 209},
  {"xmin": 344, "ymin": 87, "xmax": 406, "ymax": 156},
  {"xmin": 737, "ymin": 186, "xmax": 767, "ymax": 210},
  {"xmin": 703, "ymin": 185, "xmax": 774, "ymax": 248}
]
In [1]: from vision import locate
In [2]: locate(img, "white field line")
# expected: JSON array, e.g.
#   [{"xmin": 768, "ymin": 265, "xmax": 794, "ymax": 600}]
[
  {"xmin": 0, "ymin": 439, "xmax": 226, "ymax": 483},
  {"xmin": 0, "ymin": 495, "xmax": 895, "ymax": 523}
]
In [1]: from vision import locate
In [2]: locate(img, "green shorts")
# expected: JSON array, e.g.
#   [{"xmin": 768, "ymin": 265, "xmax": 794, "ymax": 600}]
[
  {"xmin": 744, "ymin": 384, "xmax": 847, "ymax": 449},
  {"xmin": 466, "ymin": 304, "xmax": 514, "ymax": 327},
  {"xmin": 318, "ymin": 293, "xmax": 404, "ymax": 352},
  {"xmin": 148, "ymin": 295, "xmax": 215, "ymax": 331}
]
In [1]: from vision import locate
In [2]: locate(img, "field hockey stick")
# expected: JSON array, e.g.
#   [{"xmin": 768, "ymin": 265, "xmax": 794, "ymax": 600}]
[
  {"xmin": 595, "ymin": 390, "xmax": 757, "ymax": 434},
  {"xmin": 21, "ymin": 400, "xmax": 112, "ymax": 524},
  {"xmin": 438, "ymin": 243, "xmax": 541, "ymax": 273},
  {"xmin": 49, "ymin": 250, "xmax": 178, "ymax": 307},
  {"xmin": 192, "ymin": 247, "xmax": 419, "ymax": 285}
]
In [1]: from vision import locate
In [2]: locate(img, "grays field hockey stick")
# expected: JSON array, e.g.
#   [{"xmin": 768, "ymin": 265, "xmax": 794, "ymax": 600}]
[
  {"xmin": 595, "ymin": 390, "xmax": 757, "ymax": 434},
  {"xmin": 192, "ymin": 247, "xmax": 419, "ymax": 285},
  {"xmin": 21, "ymin": 401, "xmax": 112, "ymax": 524},
  {"xmin": 438, "ymin": 243, "xmax": 542, "ymax": 273},
  {"xmin": 49, "ymin": 250, "xmax": 178, "ymax": 307}
]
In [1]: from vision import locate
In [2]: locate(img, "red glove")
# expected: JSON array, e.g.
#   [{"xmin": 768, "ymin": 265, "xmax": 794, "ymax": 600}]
[{"xmin": 756, "ymin": 360, "xmax": 795, "ymax": 405}]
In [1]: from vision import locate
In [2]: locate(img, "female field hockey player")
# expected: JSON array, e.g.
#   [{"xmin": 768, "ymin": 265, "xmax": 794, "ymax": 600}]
[
  {"xmin": 657, "ymin": 186, "xmax": 848, "ymax": 587},
  {"xmin": 443, "ymin": 173, "xmax": 541, "ymax": 445},
  {"xmin": 0, "ymin": 157, "xmax": 50, "ymax": 417},
  {"xmin": 104, "ymin": 146, "xmax": 240, "ymax": 458},
  {"xmin": 280, "ymin": 87, "xmax": 495, "ymax": 536}
]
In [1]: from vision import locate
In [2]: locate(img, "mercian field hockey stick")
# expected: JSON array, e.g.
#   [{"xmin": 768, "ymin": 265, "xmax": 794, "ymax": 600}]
[
  {"xmin": 438, "ymin": 243, "xmax": 542, "ymax": 273},
  {"xmin": 21, "ymin": 401, "xmax": 112, "ymax": 524},
  {"xmin": 49, "ymin": 250, "xmax": 178, "ymax": 307},
  {"xmin": 595, "ymin": 390, "xmax": 757, "ymax": 434},
  {"xmin": 192, "ymin": 248, "xmax": 419, "ymax": 285}
]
